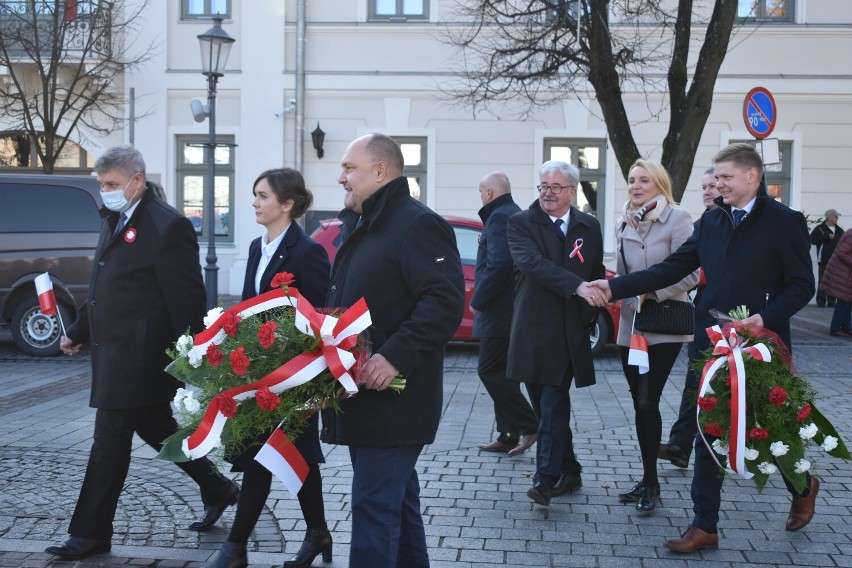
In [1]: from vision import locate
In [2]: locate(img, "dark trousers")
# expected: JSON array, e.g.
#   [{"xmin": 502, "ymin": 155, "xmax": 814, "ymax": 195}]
[
  {"xmin": 816, "ymin": 263, "xmax": 836, "ymax": 306},
  {"xmin": 620, "ymin": 342, "xmax": 684, "ymax": 487},
  {"xmin": 477, "ymin": 336, "xmax": 538, "ymax": 442},
  {"xmin": 348, "ymin": 445, "xmax": 428, "ymax": 568},
  {"xmin": 526, "ymin": 370, "xmax": 581, "ymax": 487},
  {"xmin": 829, "ymin": 299, "xmax": 852, "ymax": 333},
  {"xmin": 691, "ymin": 436, "xmax": 812, "ymax": 533},
  {"xmin": 69, "ymin": 404, "xmax": 235, "ymax": 539},
  {"xmin": 666, "ymin": 342, "xmax": 702, "ymax": 459}
]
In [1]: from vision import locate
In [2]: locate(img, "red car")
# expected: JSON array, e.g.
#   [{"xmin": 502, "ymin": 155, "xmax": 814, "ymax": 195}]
[{"xmin": 310, "ymin": 217, "xmax": 619, "ymax": 353}]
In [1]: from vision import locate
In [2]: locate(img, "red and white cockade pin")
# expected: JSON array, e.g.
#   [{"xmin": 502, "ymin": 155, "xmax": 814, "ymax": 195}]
[
  {"xmin": 124, "ymin": 227, "xmax": 137, "ymax": 243},
  {"xmin": 569, "ymin": 238, "xmax": 584, "ymax": 263}
]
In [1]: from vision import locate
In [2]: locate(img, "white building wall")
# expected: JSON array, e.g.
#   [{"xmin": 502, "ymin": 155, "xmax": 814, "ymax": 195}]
[{"xmin": 90, "ymin": 1, "xmax": 852, "ymax": 294}]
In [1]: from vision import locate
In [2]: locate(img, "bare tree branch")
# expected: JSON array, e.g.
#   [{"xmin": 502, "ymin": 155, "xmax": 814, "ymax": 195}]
[
  {"xmin": 445, "ymin": 0, "xmax": 739, "ymax": 200},
  {"xmin": 0, "ymin": 0, "xmax": 156, "ymax": 172}
]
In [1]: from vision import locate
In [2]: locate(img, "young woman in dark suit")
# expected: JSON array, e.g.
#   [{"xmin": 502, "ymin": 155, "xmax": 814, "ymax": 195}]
[{"xmin": 207, "ymin": 168, "xmax": 331, "ymax": 568}]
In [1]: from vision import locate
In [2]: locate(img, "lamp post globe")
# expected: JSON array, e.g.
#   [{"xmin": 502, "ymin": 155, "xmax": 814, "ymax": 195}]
[{"xmin": 197, "ymin": 17, "xmax": 234, "ymax": 310}]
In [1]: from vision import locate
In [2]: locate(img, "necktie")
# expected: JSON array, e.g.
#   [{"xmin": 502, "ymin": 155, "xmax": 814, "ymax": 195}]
[
  {"xmin": 732, "ymin": 209, "xmax": 746, "ymax": 228},
  {"xmin": 554, "ymin": 218, "xmax": 564, "ymax": 235},
  {"xmin": 113, "ymin": 213, "xmax": 127, "ymax": 237}
]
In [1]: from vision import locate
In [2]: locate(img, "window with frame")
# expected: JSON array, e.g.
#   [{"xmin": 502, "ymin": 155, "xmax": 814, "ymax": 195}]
[
  {"xmin": 176, "ymin": 135, "xmax": 235, "ymax": 241},
  {"xmin": 737, "ymin": 0, "xmax": 793, "ymax": 22},
  {"xmin": 369, "ymin": 0, "xmax": 428, "ymax": 21},
  {"xmin": 395, "ymin": 136, "xmax": 427, "ymax": 203},
  {"xmin": 544, "ymin": 139, "xmax": 606, "ymax": 223},
  {"xmin": 181, "ymin": 0, "xmax": 230, "ymax": 20}
]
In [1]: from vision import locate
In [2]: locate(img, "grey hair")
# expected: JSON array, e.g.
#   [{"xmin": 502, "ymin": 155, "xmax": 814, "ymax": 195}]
[
  {"xmin": 703, "ymin": 167, "xmax": 715, "ymax": 176},
  {"xmin": 539, "ymin": 160, "xmax": 579, "ymax": 186},
  {"xmin": 94, "ymin": 145, "xmax": 146, "ymax": 179}
]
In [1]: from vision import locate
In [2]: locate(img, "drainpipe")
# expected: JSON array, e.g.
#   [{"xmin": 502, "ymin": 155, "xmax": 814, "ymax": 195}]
[{"xmin": 295, "ymin": 0, "xmax": 306, "ymax": 171}]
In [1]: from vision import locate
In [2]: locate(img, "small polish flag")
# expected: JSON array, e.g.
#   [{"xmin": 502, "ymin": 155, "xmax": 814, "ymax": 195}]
[
  {"xmin": 34, "ymin": 272, "xmax": 57, "ymax": 316},
  {"xmin": 255, "ymin": 429, "xmax": 309, "ymax": 497},
  {"xmin": 628, "ymin": 334, "xmax": 650, "ymax": 374}
]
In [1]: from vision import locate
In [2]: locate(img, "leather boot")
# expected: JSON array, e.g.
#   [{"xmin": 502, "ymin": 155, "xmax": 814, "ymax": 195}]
[
  {"xmin": 786, "ymin": 476, "xmax": 819, "ymax": 531},
  {"xmin": 284, "ymin": 524, "xmax": 333, "ymax": 567},
  {"xmin": 205, "ymin": 541, "xmax": 247, "ymax": 568}
]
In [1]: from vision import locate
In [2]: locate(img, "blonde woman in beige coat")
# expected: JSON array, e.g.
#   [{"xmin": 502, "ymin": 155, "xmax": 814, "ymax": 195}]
[{"xmin": 615, "ymin": 159, "xmax": 699, "ymax": 514}]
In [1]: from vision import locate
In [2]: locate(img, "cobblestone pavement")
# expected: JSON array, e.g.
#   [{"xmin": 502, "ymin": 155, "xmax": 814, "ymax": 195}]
[{"xmin": 1, "ymin": 305, "xmax": 851, "ymax": 567}]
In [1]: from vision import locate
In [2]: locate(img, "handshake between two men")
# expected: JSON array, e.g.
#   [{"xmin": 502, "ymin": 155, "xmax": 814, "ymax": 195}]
[{"xmin": 575, "ymin": 280, "xmax": 612, "ymax": 308}]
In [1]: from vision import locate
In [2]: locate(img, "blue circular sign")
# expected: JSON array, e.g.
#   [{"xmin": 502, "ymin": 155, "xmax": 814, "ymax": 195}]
[{"xmin": 743, "ymin": 87, "xmax": 777, "ymax": 139}]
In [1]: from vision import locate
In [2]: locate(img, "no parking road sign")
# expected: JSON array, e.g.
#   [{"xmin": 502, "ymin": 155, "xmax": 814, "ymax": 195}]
[{"xmin": 743, "ymin": 87, "xmax": 777, "ymax": 139}]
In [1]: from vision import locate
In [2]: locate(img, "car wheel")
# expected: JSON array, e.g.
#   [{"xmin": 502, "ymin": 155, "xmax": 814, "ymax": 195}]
[
  {"xmin": 10, "ymin": 297, "xmax": 73, "ymax": 357},
  {"xmin": 589, "ymin": 310, "xmax": 611, "ymax": 356}
]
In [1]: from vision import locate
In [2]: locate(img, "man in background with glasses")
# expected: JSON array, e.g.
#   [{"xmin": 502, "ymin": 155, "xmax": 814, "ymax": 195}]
[{"xmin": 506, "ymin": 160, "xmax": 605, "ymax": 506}]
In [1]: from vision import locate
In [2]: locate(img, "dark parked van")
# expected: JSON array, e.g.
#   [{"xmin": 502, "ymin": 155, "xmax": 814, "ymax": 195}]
[{"xmin": 0, "ymin": 174, "xmax": 102, "ymax": 356}]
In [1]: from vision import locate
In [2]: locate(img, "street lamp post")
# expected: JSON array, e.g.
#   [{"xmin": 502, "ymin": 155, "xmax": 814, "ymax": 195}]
[{"xmin": 197, "ymin": 17, "xmax": 235, "ymax": 310}]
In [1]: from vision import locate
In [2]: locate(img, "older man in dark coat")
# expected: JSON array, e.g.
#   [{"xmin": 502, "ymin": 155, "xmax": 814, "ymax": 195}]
[
  {"xmin": 507, "ymin": 160, "xmax": 605, "ymax": 507},
  {"xmin": 46, "ymin": 146, "xmax": 238, "ymax": 561},
  {"xmin": 472, "ymin": 171, "xmax": 538, "ymax": 457},
  {"xmin": 592, "ymin": 143, "xmax": 816, "ymax": 553},
  {"xmin": 323, "ymin": 134, "xmax": 465, "ymax": 568}
]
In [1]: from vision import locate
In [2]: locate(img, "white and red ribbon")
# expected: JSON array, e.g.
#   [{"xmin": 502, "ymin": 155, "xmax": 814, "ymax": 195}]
[
  {"xmin": 569, "ymin": 238, "xmax": 585, "ymax": 263},
  {"xmin": 696, "ymin": 325, "xmax": 771, "ymax": 478},
  {"xmin": 180, "ymin": 288, "xmax": 370, "ymax": 469}
]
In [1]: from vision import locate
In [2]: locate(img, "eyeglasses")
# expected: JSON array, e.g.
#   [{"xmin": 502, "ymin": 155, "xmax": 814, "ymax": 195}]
[{"xmin": 537, "ymin": 184, "xmax": 576, "ymax": 194}]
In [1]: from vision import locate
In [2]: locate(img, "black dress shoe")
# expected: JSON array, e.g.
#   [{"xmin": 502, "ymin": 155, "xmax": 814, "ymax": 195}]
[
  {"xmin": 45, "ymin": 536, "xmax": 111, "ymax": 559},
  {"xmin": 205, "ymin": 541, "xmax": 247, "ymax": 568},
  {"xmin": 636, "ymin": 484, "xmax": 659, "ymax": 514},
  {"xmin": 189, "ymin": 479, "xmax": 240, "ymax": 531},
  {"xmin": 527, "ymin": 482, "xmax": 552, "ymax": 506},
  {"xmin": 658, "ymin": 444, "xmax": 689, "ymax": 468},
  {"xmin": 552, "ymin": 472, "xmax": 582, "ymax": 496},
  {"xmin": 284, "ymin": 523, "xmax": 333, "ymax": 567}
]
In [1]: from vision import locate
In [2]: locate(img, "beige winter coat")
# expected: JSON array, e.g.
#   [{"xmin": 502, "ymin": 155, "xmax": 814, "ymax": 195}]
[{"xmin": 615, "ymin": 203, "xmax": 700, "ymax": 347}]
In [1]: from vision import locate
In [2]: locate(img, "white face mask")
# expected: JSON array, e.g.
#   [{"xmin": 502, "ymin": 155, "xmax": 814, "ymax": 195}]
[{"xmin": 100, "ymin": 177, "xmax": 138, "ymax": 213}]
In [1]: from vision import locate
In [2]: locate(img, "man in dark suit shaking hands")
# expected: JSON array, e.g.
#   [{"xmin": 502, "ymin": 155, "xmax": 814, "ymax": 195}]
[
  {"xmin": 46, "ymin": 146, "xmax": 239, "ymax": 560},
  {"xmin": 507, "ymin": 160, "xmax": 605, "ymax": 507}
]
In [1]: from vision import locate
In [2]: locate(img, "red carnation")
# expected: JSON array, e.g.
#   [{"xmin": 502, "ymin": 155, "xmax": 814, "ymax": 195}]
[
  {"xmin": 725, "ymin": 375, "xmax": 731, "ymax": 388},
  {"xmin": 256, "ymin": 387, "xmax": 281, "ymax": 412},
  {"xmin": 271, "ymin": 272, "xmax": 295, "ymax": 289},
  {"xmin": 229, "ymin": 346, "xmax": 250, "ymax": 376},
  {"xmin": 747, "ymin": 427, "xmax": 769, "ymax": 439},
  {"xmin": 704, "ymin": 422, "xmax": 724, "ymax": 438},
  {"xmin": 206, "ymin": 343, "xmax": 224, "ymax": 367},
  {"xmin": 796, "ymin": 402, "xmax": 812, "ymax": 422},
  {"xmin": 697, "ymin": 396, "xmax": 718, "ymax": 412},
  {"xmin": 258, "ymin": 321, "xmax": 278, "ymax": 349},
  {"xmin": 768, "ymin": 385, "xmax": 788, "ymax": 406},
  {"xmin": 215, "ymin": 394, "xmax": 238, "ymax": 418},
  {"xmin": 223, "ymin": 312, "xmax": 241, "ymax": 337}
]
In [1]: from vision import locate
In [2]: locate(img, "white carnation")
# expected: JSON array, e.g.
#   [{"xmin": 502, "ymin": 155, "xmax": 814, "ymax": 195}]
[
  {"xmin": 770, "ymin": 441, "xmax": 789, "ymax": 457},
  {"xmin": 188, "ymin": 349, "xmax": 203, "ymax": 368},
  {"xmin": 757, "ymin": 461, "xmax": 777, "ymax": 475},
  {"xmin": 744, "ymin": 448, "xmax": 760, "ymax": 461},
  {"xmin": 204, "ymin": 307, "xmax": 224, "ymax": 328},
  {"xmin": 183, "ymin": 394, "xmax": 201, "ymax": 413},
  {"xmin": 793, "ymin": 459, "xmax": 811, "ymax": 474},
  {"xmin": 821, "ymin": 436, "xmax": 838, "ymax": 452},
  {"xmin": 173, "ymin": 387, "xmax": 190, "ymax": 406},
  {"xmin": 176, "ymin": 334, "xmax": 194, "ymax": 356},
  {"xmin": 799, "ymin": 423, "xmax": 818, "ymax": 440},
  {"xmin": 712, "ymin": 439, "xmax": 729, "ymax": 456}
]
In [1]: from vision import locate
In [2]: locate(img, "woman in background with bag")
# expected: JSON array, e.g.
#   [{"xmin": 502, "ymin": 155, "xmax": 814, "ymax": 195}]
[{"xmin": 615, "ymin": 159, "xmax": 700, "ymax": 514}]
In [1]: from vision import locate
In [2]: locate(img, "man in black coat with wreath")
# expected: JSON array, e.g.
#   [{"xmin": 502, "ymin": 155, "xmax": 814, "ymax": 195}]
[
  {"xmin": 591, "ymin": 143, "xmax": 816, "ymax": 552},
  {"xmin": 323, "ymin": 133, "xmax": 465, "ymax": 568}
]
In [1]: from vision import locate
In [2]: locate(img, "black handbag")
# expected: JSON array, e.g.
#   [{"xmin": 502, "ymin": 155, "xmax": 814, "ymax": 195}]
[{"xmin": 634, "ymin": 299, "xmax": 695, "ymax": 335}]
